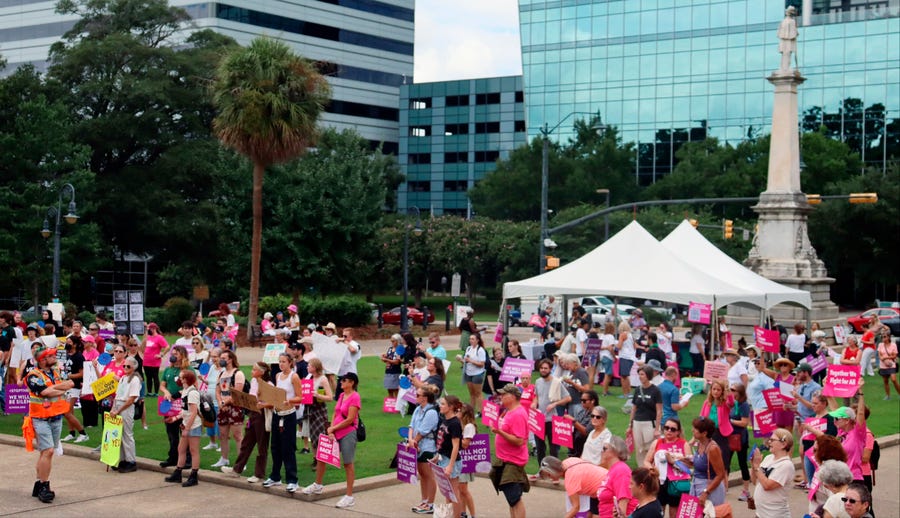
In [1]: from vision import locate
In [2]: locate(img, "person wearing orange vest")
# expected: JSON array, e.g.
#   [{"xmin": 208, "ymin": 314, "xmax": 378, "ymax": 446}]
[{"xmin": 25, "ymin": 346, "xmax": 73, "ymax": 503}]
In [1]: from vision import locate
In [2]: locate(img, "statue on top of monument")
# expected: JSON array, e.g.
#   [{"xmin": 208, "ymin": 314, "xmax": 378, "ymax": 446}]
[{"xmin": 778, "ymin": 6, "xmax": 799, "ymax": 71}]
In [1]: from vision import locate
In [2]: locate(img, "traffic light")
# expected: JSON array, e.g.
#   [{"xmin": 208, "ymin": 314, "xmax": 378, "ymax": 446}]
[
  {"xmin": 545, "ymin": 256, "xmax": 560, "ymax": 270},
  {"xmin": 848, "ymin": 193, "xmax": 877, "ymax": 204},
  {"xmin": 806, "ymin": 194, "xmax": 821, "ymax": 205},
  {"xmin": 689, "ymin": 219, "xmax": 698, "ymax": 228},
  {"xmin": 723, "ymin": 219, "xmax": 734, "ymax": 239}
]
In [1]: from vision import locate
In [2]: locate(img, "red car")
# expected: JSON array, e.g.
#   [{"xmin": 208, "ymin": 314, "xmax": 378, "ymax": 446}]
[
  {"xmin": 381, "ymin": 306, "xmax": 435, "ymax": 326},
  {"xmin": 847, "ymin": 307, "xmax": 900, "ymax": 334}
]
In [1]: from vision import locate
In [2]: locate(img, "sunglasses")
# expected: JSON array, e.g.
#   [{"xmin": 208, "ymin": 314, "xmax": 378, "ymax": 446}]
[
  {"xmin": 663, "ymin": 426, "xmax": 679, "ymax": 432},
  {"xmin": 114, "ymin": 350, "xmax": 125, "ymax": 354},
  {"xmin": 841, "ymin": 497, "xmax": 860, "ymax": 504},
  {"xmin": 580, "ymin": 398, "xmax": 591, "ymax": 403},
  {"xmin": 123, "ymin": 365, "xmax": 133, "ymax": 370}
]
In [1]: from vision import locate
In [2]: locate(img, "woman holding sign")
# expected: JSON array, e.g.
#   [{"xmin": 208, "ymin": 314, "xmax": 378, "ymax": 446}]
[
  {"xmin": 435, "ymin": 395, "xmax": 464, "ymax": 518},
  {"xmin": 261, "ymin": 353, "xmax": 304, "ymax": 492},
  {"xmin": 164, "ymin": 369, "xmax": 202, "ymax": 487},
  {"xmin": 305, "ymin": 358, "xmax": 333, "ymax": 466},
  {"xmin": 159, "ymin": 346, "xmax": 193, "ymax": 468},
  {"xmin": 222, "ymin": 362, "xmax": 271, "ymax": 483},
  {"xmin": 408, "ymin": 383, "xmax": 441, "ymax": 514},
  {"xmin": 213, "ymin": 350, "xmax": 245, "ymax": 469}
]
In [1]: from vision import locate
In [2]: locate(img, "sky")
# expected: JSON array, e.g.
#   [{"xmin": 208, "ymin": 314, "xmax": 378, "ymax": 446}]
[{"xmin": 414, "ymin": 0, "xmax": 523, "ymax": 83}]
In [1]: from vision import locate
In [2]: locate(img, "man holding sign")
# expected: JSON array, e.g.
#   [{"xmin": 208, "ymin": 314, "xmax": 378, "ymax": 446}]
[
  {"xmin": 489, "ymin": 383, "xmax": 529, "ymax": 518},
  {"xmin": 25, "ymin": 346, "xmax": 74, "ymax": 503}
]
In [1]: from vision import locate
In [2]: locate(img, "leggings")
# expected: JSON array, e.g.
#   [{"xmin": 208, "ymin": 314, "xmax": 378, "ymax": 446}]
[
  {"xmin": 144, "ymin": 367, "xmax": 160, "ymax": 394},
  {"xmin": 723, "ymin": 432, "xmax": 750, "ymax": 482},
  {"xmin": 80, "ymin": 397, "xmax": 99, "ymax": 428}
]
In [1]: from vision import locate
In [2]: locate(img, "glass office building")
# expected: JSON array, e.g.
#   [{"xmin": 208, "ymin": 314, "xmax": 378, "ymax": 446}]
[
  {"xmin": 0, "ymin": 0, "xmax": 414, "ymax": 152},
  {"xmin": 518, "ymin": 0, "xmax": 899, "ymax": 184},
  {"xmin": 398, "ymin": 76, "xmax": 528, "ymax": 215}
]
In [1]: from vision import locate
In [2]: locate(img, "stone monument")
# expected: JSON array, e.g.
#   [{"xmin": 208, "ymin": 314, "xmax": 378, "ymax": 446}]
[{"xmin": 729, "ymin": 6, "xmax": 841, "ymax": 339}]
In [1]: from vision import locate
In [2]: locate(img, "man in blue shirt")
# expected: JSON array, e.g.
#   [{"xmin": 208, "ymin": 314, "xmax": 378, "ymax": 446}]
[
  {"xmin": 423, "ymin": 332, "xmax": 447, "ymax": 361},
  {"xmin": 659, "ymin": 367, "xmax": 688, "ymax": 423},
  {"xmin": 791, "ymin": 363, "xmax": 822, "ymax": 420}
]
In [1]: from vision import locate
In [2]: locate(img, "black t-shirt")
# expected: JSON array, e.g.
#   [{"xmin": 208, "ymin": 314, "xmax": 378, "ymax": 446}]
[
  {"xmin": 645, "ymin": 346, "xmax": 667, "ymax": 369},
  {"xmin": 629, "ymin": 500, "xmax": 663, "ymax": 518},
  {"xmin": 66, "ymin": 352, "xmax": 85, "ymax": 389},
  {"xmin": 425, "ymin": 374, "xmax": 444, "ymax": 394},
  {"xmin": 384, "ymin": 346, "xmax": 402, "ymax": 375},
  {"xmin": 436, "ymin": 415, "xmax": 462, "ymax": 459},
  {"xmin": 294, "ymin": 359, "xmax": 309, "ymax": 379},
  {"xmin": 0, "ymin": 326, "xmax": 14, "ymax": 352},
  {"xmin": 632, "ymin": 383, "xmax": 662, "ymax": 422}
]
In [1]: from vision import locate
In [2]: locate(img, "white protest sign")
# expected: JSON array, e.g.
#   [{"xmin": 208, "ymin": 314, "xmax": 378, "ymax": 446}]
[{"xmin": 312, "ymin": 333, "xmax": 343, "ymax": 375}]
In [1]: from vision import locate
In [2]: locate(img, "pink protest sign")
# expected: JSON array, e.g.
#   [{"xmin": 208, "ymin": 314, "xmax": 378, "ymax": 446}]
[
  {"xmin": 430, "ymin": 461, "xmax": 458, "ymax": 503},
  {"xmin": 300, "ymin": 378, "xmax": 314, "ymax": 405},
  {"xmin": 315, "ymin": 434, "xmax": 341, "ymax": 468},
  {"xmin": 821, "ymin": 365, "xmax": 861, "ymax": 398},
  {"xmin": 396, "ymin": 443, "xmax": 418, "ymax": 484},
  {"xmin": 801, "ymin": 417, "xmax": 827, "ymax": 441},
  {"xmin": 762, "ymin": 388, "xmax": 786, "ymax": 410},
  {"xmin": 383, "ymin": 397, "xmax": 399, "ymax": 413},
  {"xmin": 753, "ymin": 408, "xmax": 777, "ymax": 436},
  {"xmin": 157, "ymin": 395, "xmax": 183, "ymax": 417},
  {"xmin": 527, "ymin": 407, "xmax": 545, "ymax": 439},
  {"xmin": 481, "ymin": 400, "xmax": 500, "ymax": 428},
  {"xmin": 402, "ymin": 388, "xmax": 419, "ymax": 405},
  {"xmin": 802, "ymin": 354, "xmax": 829, "ymax": 376},
  {"xmin": 675, "ymin": 494, "xmax": 704, "ymax": 518},
  {"xmin": 703, "ymin": 360, "xmax": 729, "ymax": 383},
  {"xmin": 4, "ymin": 384, "xmax": 30, "ymax": 414},
  {"xmin": 687, "ymin": 302, "xmax": 711, "ymax": 325},
  {"xmin": 500, "ymin": 358, "xmax": 534, "ymax": 383},
  {"xmin": 551, "ymin": 415, "xmax": 573, "ymax": 448},
  {"xmin": 833, "ymin": 326, "xmax": 846, "ymax": 344},
  {"xmin": 754, "ymin": 326, "xmax": 781, "ymax": 353}
]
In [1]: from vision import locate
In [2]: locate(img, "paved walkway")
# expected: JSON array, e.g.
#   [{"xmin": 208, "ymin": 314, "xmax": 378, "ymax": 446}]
[{"xmin": 1, "ymin": 433, "xmax": 896, "ymax": 517}]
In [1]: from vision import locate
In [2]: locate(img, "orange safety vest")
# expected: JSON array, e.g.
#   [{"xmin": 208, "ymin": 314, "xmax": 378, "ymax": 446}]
[{"xmin": 27, "ymin": 368, "xmax": 70, "ymax": 418}]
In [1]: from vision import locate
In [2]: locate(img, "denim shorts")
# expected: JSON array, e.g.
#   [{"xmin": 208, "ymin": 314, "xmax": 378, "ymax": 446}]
[
  {"xmin": 600, "ymin": 356, "xmax": 614, "ymax": 376},
  {"xmin": 33, "ymin": 416, "xmax": 63, "ymax": 451},
  {"xmin": 187, "ymin": 425, "xmax": 203, "ymax": 437},
  {"xmin": 462, "ymin": 372, "xmax": 485, "ymax": 385},
  {"xmin": 436, "ymin": 453, "xmax": 462, "ymax": 479},
  {"xmin": 618, "ymin": 358, "xmax": 634, "ymax": 377}
]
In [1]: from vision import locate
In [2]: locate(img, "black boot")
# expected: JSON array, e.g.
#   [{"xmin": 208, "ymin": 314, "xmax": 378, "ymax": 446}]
[
  {"xmin": 37, "ymin": 481, "xmax": 55, "ymax": 503},
  {"xmin": 182, "ymin": 469, "xmax": 198, "ymax": 487},
  {"xmin": 164, "ymin": 467, "xmax": 184, "ymax": 483},
  {"xmin": 118, "ymin": 461, "xmax": 137, "ymax": 473},
  {"xmin": 32, "ymin": 480, "xmax": 42, "ymax": 498}
]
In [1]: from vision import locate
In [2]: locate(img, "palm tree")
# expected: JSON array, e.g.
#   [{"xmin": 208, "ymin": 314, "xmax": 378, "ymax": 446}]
[{"xmin": 212, "ymin": 37, "xmax": 331, "ymax": 339}]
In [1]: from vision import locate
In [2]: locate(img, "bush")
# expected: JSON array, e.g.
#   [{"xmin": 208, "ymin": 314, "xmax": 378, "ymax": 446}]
[
  {"xmin": 143, "ymin": 307, "xmax": 166, "ymax": 329},
  {"xmin": 247, "ymin": 294, "xmax": 371, "ymax": 327},
  {"xmin": 163, "ymin": 297, "xmax": 194, "ymax": 332},
  {"xmin": 77, "ymin": 311, "xmax": 96, "ymax": 325},
  {"xmin": 258, "ymin": 294, "xmax": 293, "ymax": 317}
]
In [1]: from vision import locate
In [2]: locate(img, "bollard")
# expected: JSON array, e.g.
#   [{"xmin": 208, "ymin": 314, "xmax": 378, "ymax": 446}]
[
  {"xmin": 422, "ymin": 306, "xmax": 429, "ymax": 330},
  {"xmin": 377, "ymin": 303, "xmax": 384, "ymax": 329},
  {"xmin": 445, "ymin": 306, "xmax": 451, "ymax": 332}
]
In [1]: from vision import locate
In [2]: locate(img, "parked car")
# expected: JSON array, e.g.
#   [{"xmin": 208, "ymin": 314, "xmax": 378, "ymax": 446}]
[
  {"xmin": 847, "ymin": 307, "xmax": 900, "ymax": 334},
  {"xmin": 579, "ymin": 296, "xmax": 615, "ymax": 308},
  {"xmin": 381, "ymin": 306, "xmax": 436, "ymax": 327}
]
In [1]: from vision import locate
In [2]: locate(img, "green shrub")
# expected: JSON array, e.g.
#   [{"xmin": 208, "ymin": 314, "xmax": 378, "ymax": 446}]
[
  {"xmin": 246, "ymin": 294, "xmax": 371, "ymax": 327},
  {"xmin": 77, "ymin": 311, "xmax": 96, "ymax": 325},
  {"xmin": 163, "ymin": 297, "xmax": 194, "ymax": 332},
  {"xmin": 143, "ymin": 307, "xmax": 166, "ymax": 328},
  {"xmin": 258, "ymin": 294, "xmax": 293, "ymax": 317}
]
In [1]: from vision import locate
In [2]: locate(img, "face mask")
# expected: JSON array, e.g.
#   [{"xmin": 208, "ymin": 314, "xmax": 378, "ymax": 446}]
[
  {"xmin": 218, "ymin": 359, "xmax": 227, "ymax": 368},
  {"xmin": 105, "ymin": 343, "xmax": 114, "ymax": 353},
  {"xmin": 169, "ymin": 355, "xmax": 177, "ymax": 364}
]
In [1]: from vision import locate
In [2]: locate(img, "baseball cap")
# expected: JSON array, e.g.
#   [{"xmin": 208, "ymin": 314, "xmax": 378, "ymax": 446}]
[
  {"xmin": 794, "ymin": 363, "xmax": 813, "ymax": 374},
  {"xmin": 828, "ymin": 406, "xmax": 855, "ymax": 419},
  {"xmin": 496, "ymin": 383, "xmax": 522, "ymax": 397}
]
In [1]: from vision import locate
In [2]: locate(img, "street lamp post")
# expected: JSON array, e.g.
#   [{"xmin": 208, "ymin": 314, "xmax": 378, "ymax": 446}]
[
  {"xmin": 41, "ymin": 183, "xmax": 78, "ymax": 302},
  {"xmin": 596, "ymin": 188, "xmax": 610, "ymax": 242},
  {"xmin": 400, "ymin": 206, "xmax": 423, "ymax": 333},
  {"xmin": 538, "ymin": 112, "xmax": 604, "ymax": 273}
]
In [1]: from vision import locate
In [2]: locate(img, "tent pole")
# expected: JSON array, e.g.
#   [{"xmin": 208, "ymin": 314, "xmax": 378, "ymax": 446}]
[
  {"xmin": 712, "ymin": 296, "xmax": 718, "ymax": 359},
  {"xmin": 501, "ymin": 301, "xmax": 509, "ymax": 353},
  {"xmin": 562, "ymin": 295, "xmax": 569, "ymax": 332}
]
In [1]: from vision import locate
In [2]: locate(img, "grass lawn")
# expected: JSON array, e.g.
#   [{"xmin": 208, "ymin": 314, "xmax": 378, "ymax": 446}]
[{"xmin": 3, "ymin": 350, "xmax": 897, "ymax": 484}]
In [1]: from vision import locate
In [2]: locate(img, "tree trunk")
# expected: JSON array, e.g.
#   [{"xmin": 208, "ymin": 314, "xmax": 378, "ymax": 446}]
[{"xmin": 247, "ymin": 161, "xmax": 265, "ymax": 341}]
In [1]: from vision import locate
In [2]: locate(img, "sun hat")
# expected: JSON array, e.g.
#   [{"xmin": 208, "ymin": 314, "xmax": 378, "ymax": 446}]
[
  {"xmin": 722, "ymin": 348, "xmax": 740, "ymax": 356},
  {"xmin": 286, "ymin": 304, "xmax": 298, "ymax": 313},
  {"xmin": 263, "ymin": 312, "xmax": 273, "ymax": 319},
  {"xmin": 324, "ymin": 322, "xmax": 337, "ymax": 331},
  {"xmin": 774, "ymin": 357, "xmax": 795, "ymax": 370},
  {"xmin": 646, "ymin": 359, "xmax": 664, "ymax": 372},
  {"xmin": 299, "ymin": 336, "xmax": 314, "ymax": 345},
  {"xmin": 745, "ymin": 344, "xmax": 761, "ymax": 355}
]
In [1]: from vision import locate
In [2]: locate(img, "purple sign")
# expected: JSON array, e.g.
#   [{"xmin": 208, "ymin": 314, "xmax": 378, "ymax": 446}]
[
  {"xmin": 499, "ymin": 357, "xmax": 534, "ymax": 383},
  {"xmin": 459, "ymin": 433, "xmax": 492, "ymax": 474},
  {"xmin": 99, "ymin": 329, "xmax": 116, "ymax": 341},
  {"xmin": 396, "ymin": 443, "xmax": 418, "ymax": 484},
  {"xmin": 582, "ymin": 338, "xmax": 603, "ymax": 367},
  {"xmin": 5, "ymin": 384, "xmax": 31, "ymax": 414},
  {"xmin": 801, "ymin": 354, "xmax": 828, "ymax": 375},
  {"xmin": 430, "ymin": 461, "xmax": 458, "ymax": 503}
]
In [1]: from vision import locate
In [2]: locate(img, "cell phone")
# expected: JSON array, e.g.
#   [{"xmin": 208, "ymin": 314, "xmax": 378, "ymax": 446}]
[{"xmin": 747, "ymin": 444, "xmax": 758, "ymax": 462}]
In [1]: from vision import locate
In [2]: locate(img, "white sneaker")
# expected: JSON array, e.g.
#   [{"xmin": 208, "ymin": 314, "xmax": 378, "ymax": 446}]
[
  {"xmin": 286, "ymin": 483, "xmax": 299, "ymax": 493},
  {"xmin": 247, "ymin": 476, "xmax": 260, "ymax": 483},
  {"xmin": 202, "ymin": 442, "xmax": 218, "ymax": 450},
  {"xmin": 211, "ymin": 457, "xmax": 229, "ymax": 468},
  {"xmin": 262, "ymin": 478, "xmax": 282, "ymax": 488},
  {"xmin": 335, "ymin": 495, "xmax": 355, "ymax": 508},
  {"xmin": 220, "ymin": 466, "xmax": 236, "ymax": 475},
  {"xmin": 302, "ymin": 482, "xmax": 324, "ymax": 495},
  {"xmin": 61, "ymin": 434, "xmax": 75, "ymax": 442},
  {"xmin": 74, "ymin": 434, "xmax": 90, "ymax": 443}
]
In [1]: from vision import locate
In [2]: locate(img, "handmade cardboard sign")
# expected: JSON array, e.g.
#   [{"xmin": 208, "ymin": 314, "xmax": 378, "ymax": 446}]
[
  {"xmin": 703, "ymin": 361, "xmax": 729, "ymax": 383},
  {"xmin": 256, "ymin": 380, "xmax": 292, "ymax": 412},
  {"xmin": 91, "ymin": 374, "xmax": 118, "ymax": 401},
  {"xmin": 230, "ymin": 389, "xmax": 260, "ymax": 412},
  {"xmin": 262, "ymin": 343, "xmax": 286, "ymax": 364},
  {"xmin": 100, "ymin": 412, "xmax": 124, "ymax": 467}
]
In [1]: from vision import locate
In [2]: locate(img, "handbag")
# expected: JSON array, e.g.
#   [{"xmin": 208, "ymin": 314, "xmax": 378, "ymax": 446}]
[
  {"xmin": 727, "ymin": 433, "xmax": 742, "ymax": 452},
  {"xmin": 667, "ymin": 479, "xmax": 691, "ymax": 496},
  {"xmin": 356, "ymin": 415, "xmax": 367, "ymax": 442}
]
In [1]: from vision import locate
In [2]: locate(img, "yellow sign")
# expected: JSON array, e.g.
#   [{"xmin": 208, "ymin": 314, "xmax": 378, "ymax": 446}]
[
  {"xmin": 100, "ymin": 412, "xmax": 124, "ymax": 467},
  {"xmin": 91, "ymin": 374, "xmax": 118, "ymax": 401}
]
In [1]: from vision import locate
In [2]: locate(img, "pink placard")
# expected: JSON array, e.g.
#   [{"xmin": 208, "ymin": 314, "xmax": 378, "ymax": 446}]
[
  {"xmin": 383, "ymin": 397, "xmax": 399, "ymax": 413},
  {"xmin": 429, "ymin": 461, "xmax": 459, "ymax": 503},
  {"xmin": 754, "ymin": 326, "xmax": 781, "ymax": 353},
  {"xmin": 481, "ymin": 400, "xmax": 500, "ymax": 428},
  {"xmin": 801, "ymin": 417, "xmax": 827, "ymax": 441},
  {"xmin": 762, "ymin": 388, "xmax": 786, "ymax": 410},
  {"xmin": 821, "ymin": 365, "xmax": 861, "ymax": 398},
  {"xmin": 687, "ymin": 302, "xmax": 712, "ymax": 325},
  {"xmin": 315, "ymin": 434, "xmax": 341, "ymax": 468},
  {"xmin": 157, "ymin": 396, "xmax": 183, "ymax": 417},
  {"xmin": 499, "ymin": 358, "xmax": 534, "ymax": 383},
  {"xmin": 703, "ymin": 360, "xmax": 729, "ymax": 383},
  {"xmin": 675, "ymin": 494, "xmax": 704, "ymax": 518},
  {"xmin": 300, "ymin": 378, "xmax": 314, "ymax": 405},
  {"xmin": 527, "ymin": 407, "xmax": 545, "ymax": 439},
  {"xmin": 402, "ymin": 388, "xmax": 419, "ymax": 405},
  {"xmin": 551, "ymin": 415, "xmax": 573, "ymax": 448},
  {"xmin": 754, "ymin": 408, "xmax": 777, "ymax": 435}
]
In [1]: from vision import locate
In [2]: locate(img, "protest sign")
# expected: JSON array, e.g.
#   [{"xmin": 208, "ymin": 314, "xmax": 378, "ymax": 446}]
[
  {"xmin": 316, "ymin": 434, "xmax": 341, "ymax": 468},
  {"xmin": 481, "ymin": 400, "xmax": 500, "ymax": 428},
  {"xmin": 401, "ymin": 387, "xmax": 419, "ymax": 405},
  {"xmin": 821, "ymin": 365, "xmax": 861, "ymax": 398},
  {"xmin": 91, "ymin": 374, "xmax": 118, "ymax": 401},
  {"xmin": 312, "ymin": 333, "xmax": 343, "ymax": 375},
  {"xmin": 262, "ymin": 343, "xmax": 286, "ymax": 364},
  {"xmin": 762, "ymin": 388, "xmax": 786, "ymax": 410},
  {"xmin": 396, "ymin": 443, "xmax": 418, "ymax": 484},
  {"xmin": 703, "ymin": 361, "xmax": 729, "ymax": 383},
  {"xmin": 256, "ymin": 380, "xmax": 292, "ymax": 412},
  {"xmin": 801, "ymin": 417, "xmax": 827, "ymax": 442},
  {"xmin": 230, "ymin": 390, "xmax": 259, "ymax": 412},
  {"xmin": 833, "ymin": 325, "xmax": 846, "ymax": 344},
  {"xmin": 300, "ymin": 378, "xmax": 314, "ymax": 405},
  {"xmin": 778, "ymin": 382, "xmax": 795, "ymax": 400},
  {"xmin": 383, "ymin": 397, "xmax": 399, "ymax": 413},
  {"xmin": 753, "ymin": 409, "xmax": 777, "ymax": 436},
  {"xmin": 551, "ymin": 415, "xmax": 573, "ymax": 448},
  {"xmin": 459, "ymin": 434, "xmax": 491, "ymax": 474},
  {"xmin": 675, "ymin": 494, "xmax": 704, "ymax": 518},
  {"xmin": 499, "ymin": 358, "xmax": 534, "ymax": 383},
  {"xmin": 4, "ymin": 384, "xmax": 30, "ymax": 414},
  {"xmin": 581, "ymin": 339, "xmax": 603, "ymax": 368},
  {"xmin": 100, "ymin": 412, "xmax": 124, "ymax": 467},
  {"xmin": 430, "ymin": 461, "xmax": 458, "ymax": 503},
  {"xmin": 802, "ymin": 354, "xmax": 829, "ymax": 376},
  {"xmin": 754, "ymin": 326, "xmax": 781, "ymax": 353},
  {"xmin": 157, "ymin": 396, "xmax": 183, "ymax": 417},
  {"xmin": 687, "ymin": 302, "xmax": 712, "ymax": 325},
  {"xmin": 527, "ymin": 407, "xmax": 545, "ymax": 439}
]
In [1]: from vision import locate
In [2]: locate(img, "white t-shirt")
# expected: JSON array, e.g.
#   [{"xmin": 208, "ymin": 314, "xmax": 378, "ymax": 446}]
[
  {"xmin": 690, "ymin": 335, "xmax": 705, "ymax": 355},
  {"xmin": 599, "ymin": 333, "xmax": 616, "ymax": 360},
  {"xmin": 174, "ymin": 337, "xmax": 193, "ymax": 348},
  {"xmin": 559, "ymin": 334, "xmax": 578, "ymax": 355},
  {"xmin": 785, "ymin": 333, "xmax": 806, "ymax": 354},
  {"xmin": 752, "ymin": 455, "xmax": 794, "ymax": 517},
  {"xmin": 463, "ymin": 346, "xmax": 486, "ymax": 376},
  {"xmin": 575, "ymin": 328, "xmax": 588, "ymax": 356},
  {"xmin": 115, "ymin": 374, "xmax": 143, "ymax": 405},
  {"xmin": 581, "ymin": 427, "xmax": 612, "ymax": 465},
  {"xmin": 181, "ymin": 387, "xmax": 203, "ymax": 429},
  {"xmin": 338, "ymin": 340, "xmax": 361, "ymax": 376},
  {"xmin": 618, "ymin": 334, "xmax": 636, "ymax": 361},
  {"xmin": 727, "ymin": 362, "xmax": 749, "ymax": 386},
  {"xmin": 657, "ymin": 332, "xmax": 673, "ymax": 354}
]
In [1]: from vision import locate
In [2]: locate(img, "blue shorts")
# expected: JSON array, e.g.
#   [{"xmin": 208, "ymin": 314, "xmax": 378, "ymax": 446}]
[
  {"xmin": 600, "ymin": 356, "xmax": 614, "ymax": 376},
  {"xmin": 462, "ymin": 372, "xmax": 485, "ymax": 385},
  {"xmin": 618, "ymin": 358, "xmax": 634, "ymax": 377},
  {"xmin": 33, "ymin": 416, "xmax": 63, "ymax": 451},
  {"xmin": 188, "ymin": 425, "xmax": 203, "ymax": 437},
  {"xmin": 436, "ymin": 453, "xmax": 462, "ymax": 479}
]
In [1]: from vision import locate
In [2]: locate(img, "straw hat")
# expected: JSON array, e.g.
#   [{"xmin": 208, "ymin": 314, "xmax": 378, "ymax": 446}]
[{"xmin": 774, "ymin": 357, "xmax": 795, "ymax": 370}]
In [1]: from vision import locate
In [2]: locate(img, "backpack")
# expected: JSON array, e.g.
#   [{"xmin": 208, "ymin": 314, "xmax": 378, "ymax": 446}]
[
  {"xmin": 870, "ymin": 439, "xmax": 880, "ymax": 471},
  {"xmin": 229, "ymin": 370, "xmax": 250, "ymax": 393},
  {"xmin": 197, "ymin": 391, "xmax": 217, "ymax": 425}
]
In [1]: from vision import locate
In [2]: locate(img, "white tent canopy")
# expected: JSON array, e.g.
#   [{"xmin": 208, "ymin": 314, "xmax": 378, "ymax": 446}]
[
  {"xmin": 502, "ymin": 221, "xmax": 767, "ymax": 308},
  {"xmin": 661, "ymin": 219, "xmax": 811, "ymax": 309}
]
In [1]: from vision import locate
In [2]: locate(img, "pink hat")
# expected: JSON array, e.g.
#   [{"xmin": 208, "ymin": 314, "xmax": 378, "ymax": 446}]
[
  {"xmin": 287, "ymin": 304, "xmax": 298, "ymax": 313},
  {"xmin": 82, "ymin": 334, "xmax": 96, "ymax": 343}
]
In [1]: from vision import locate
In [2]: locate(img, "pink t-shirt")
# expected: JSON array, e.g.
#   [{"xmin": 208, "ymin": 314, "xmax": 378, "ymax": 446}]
[
  {"xmin": 839, "ymin": 421, "xmax": 867, "ymax": 480},
  {"xmin": 597, "ymin": 461, "xmax": 638, "ymax": 518},
  {"xmin": 562, "ymin": 457, "xmax": 608, "ymax": 497},
  {"xmin": 861, "ymin": 428, "xmax": 875, "ymax": 476},
  {"xmin": 495, "ymin": 405, "xmax": 529, "ymax": 466},
  {"xmin": 655, "ymin": 438, "xmax": 690, "ymax": 481},
  {"xmin": 143, "ymin": 335, "xmax": 169, "ymax": 368},
  {"xmin": 102, "ymin": 362, "xmax": 126, "ymax": 381},
  {"xmin": 332, "ymin": 391, "xmax": 360, "ymax": 441},
  {"xmin": 83, "ymin": 348, "xmax": 99, "ymax": 362}
]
